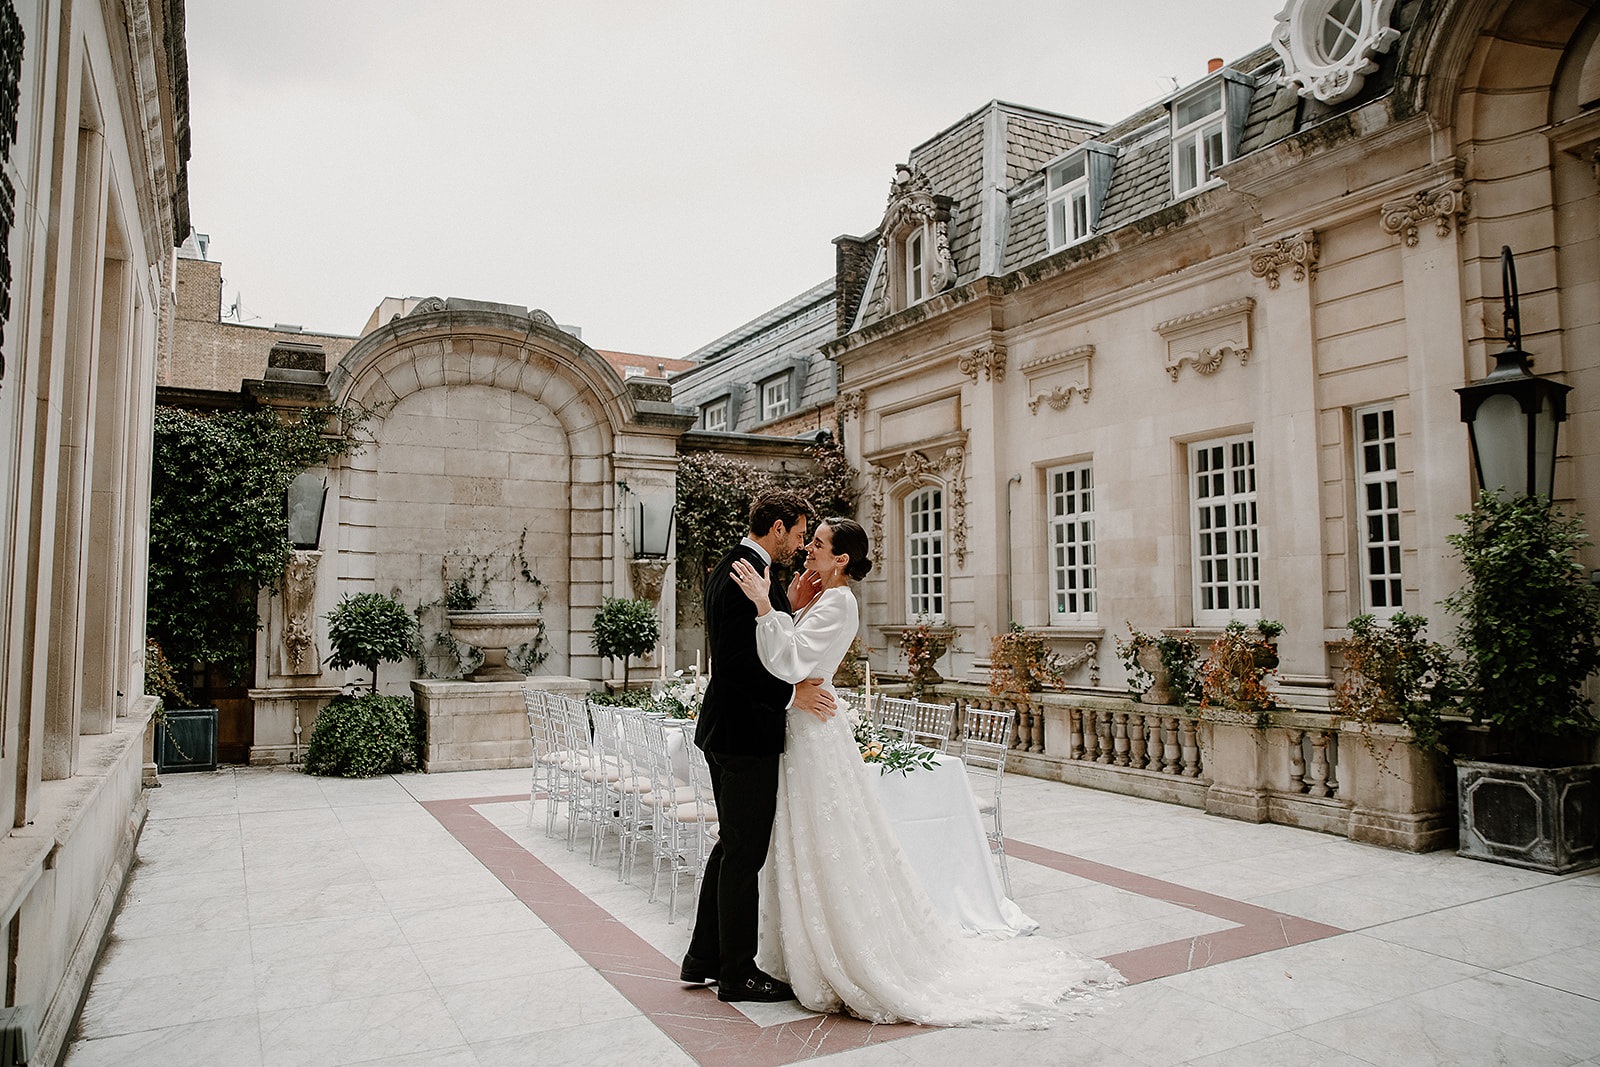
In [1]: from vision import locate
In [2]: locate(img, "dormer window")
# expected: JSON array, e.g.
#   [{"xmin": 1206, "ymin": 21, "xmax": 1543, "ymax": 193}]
[
  {"xmin": 1173, "ymin": 84, "xmax": 1226, "ymax": 195},
  {"xmin": 760, "ymin": 373, "xmax": 793, "ymax": 421},
  {"xmin": 1169, "ymin": 71, "xmax": 1255, "ymax": 198},
  {"xmin": 702, "ymin": 398, "xmax": 729, "ymax": 432},
  {"xmin": 907, "ymin": 229, "xmax": 927, "ymax": 303},
  {"xmin": 1044, "ymin": 145, "xmax": 1115, "ymax": 252},
  {"xmin": 874, "ymin": 163, "xmax": 956, "ymax": 315}
]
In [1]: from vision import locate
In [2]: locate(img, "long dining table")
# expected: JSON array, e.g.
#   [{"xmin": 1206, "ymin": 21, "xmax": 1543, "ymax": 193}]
[{"xmin": 661, "ymin": 720, "xmax": 1035, "ymax": 937}]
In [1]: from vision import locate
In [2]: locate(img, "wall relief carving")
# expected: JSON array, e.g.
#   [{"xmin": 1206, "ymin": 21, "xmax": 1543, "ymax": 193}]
[
  {"xmin": 1379, "ymin": 180, "xmax": 1469, "ymax": 246},
  {"xmin": 868, "ymin": 439, "xmax": 969, "ymax": 568},
  {"xmin": 836, "ymin": 389, "xmax": 866, "ymax": 422},
  {"xmin": 959, "ymin": 342, "xmax": 1006, "ymax": 382},
  {"xmin": 1156, "ymin": 299, "xmax": 1254, "ymax": 382},
  {"xmin": 1249, "ymin": 231, "xmax": 1319, "ymax": 289},
  {"xmin": 281, "ymin": 550, "xmax": 322, "ymax": 676},
  {"xmin": 1022, "ymin": 345, "xmax": 1094, "ymax": 414}
]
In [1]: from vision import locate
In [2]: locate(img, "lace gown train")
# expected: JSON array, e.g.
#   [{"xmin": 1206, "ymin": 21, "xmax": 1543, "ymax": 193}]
[{"xmin": 750, "ymin": 587, "xmax": 1121, "ymax": 1026}]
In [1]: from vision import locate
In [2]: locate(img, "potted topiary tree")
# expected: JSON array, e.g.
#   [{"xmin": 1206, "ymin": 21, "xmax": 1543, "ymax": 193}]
[
  {"xmin": 306, "ymin": 592, "xmax": 426, "ymax": 778},
  {"xmin": 325, "ymin": 591, "xmax": 423, "ymax": 694},
  {"xmin": 1445, "ymin": 493, "xmax": 1600, "ymax": 873},
  {"xmin": 592, "ymin": 596, "xmax": 660, "ymax": 694}
]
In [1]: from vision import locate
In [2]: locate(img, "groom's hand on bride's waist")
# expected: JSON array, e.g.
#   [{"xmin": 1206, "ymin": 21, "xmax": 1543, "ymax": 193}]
[{"xmin": 793, "ymin": 678, "xmax": 836, "ymax": 721}]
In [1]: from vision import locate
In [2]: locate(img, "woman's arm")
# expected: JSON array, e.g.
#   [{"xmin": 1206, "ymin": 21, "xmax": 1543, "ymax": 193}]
[{"xmin": 753, "ymin": 591, "xmax": 851, "ymax": 684}]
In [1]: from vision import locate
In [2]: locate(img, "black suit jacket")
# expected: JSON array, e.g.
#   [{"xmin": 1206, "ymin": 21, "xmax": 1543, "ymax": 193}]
[{"xmin": 694, "ymin": 544, "xmax": 793, "ymax": 756}]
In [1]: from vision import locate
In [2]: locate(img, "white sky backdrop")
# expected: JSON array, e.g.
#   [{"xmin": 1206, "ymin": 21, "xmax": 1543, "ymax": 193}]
[{"xmin": 186, "ymin": 0, "xmax": 1287, "ymax": 356}]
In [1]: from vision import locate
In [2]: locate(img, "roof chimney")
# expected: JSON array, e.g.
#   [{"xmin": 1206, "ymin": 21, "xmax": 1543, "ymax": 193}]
[{"xmin": 1207, "ymin": 57, "xmax": 1224, "ymax": 74}]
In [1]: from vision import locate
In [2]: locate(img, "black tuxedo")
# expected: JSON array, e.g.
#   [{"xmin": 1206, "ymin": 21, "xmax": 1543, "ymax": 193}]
[
  {"xmin": 687, "ymin": 541, "xmax": 794, "ymax": 981},
  {"xmin": 694, "ymin": 543, "xmax": 793, "ymax": 756}
]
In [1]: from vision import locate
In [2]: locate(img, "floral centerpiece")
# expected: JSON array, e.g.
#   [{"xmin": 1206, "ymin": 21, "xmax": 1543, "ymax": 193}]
[
  {"xmin": 851, "ymin": 708, "xmax": 939, "ymax": 776},
  {"xmin": 649, "ymin": 668, "xmax": 707, "ymax": 720}
]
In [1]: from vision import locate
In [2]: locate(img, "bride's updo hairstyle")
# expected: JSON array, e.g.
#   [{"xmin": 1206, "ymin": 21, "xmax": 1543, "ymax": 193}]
[{"xmin": 825, "ymin": 518, "xmax": 874, "ymax": 581}]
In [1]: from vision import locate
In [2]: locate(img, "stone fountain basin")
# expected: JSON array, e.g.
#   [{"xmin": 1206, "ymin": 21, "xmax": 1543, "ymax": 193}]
[{"xmin": 445, "ymin": 611, "xmax": 543, "ymax": 649}]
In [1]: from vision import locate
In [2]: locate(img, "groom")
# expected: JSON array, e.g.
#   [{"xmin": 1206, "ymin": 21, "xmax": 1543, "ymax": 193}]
[{"xmin": 682, "ymin": 489, "xmax": 834, "ymax": 1002}]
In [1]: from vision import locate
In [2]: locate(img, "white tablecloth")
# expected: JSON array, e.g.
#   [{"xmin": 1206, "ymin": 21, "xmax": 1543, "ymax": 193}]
[{"xmin": 875, "ymin": 751, "xmax": 1038, "ymax": 937}]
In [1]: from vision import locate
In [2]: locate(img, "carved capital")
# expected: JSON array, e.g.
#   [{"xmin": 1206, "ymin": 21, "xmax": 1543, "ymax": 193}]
[
  {"xmin": 959, "ymin": 342, "xmax": 1006, "ymax": 382},
  {"xmin": 836, "ymin": 389, "xmax": 866, "ymax": 422},
  {"xmin": 1249, "ymin": 231, "xmax": 1319, "ymax": 289},
  {"xmin": 1379, "ymin": 180, "xmax": 1469, "ymax": 246}
]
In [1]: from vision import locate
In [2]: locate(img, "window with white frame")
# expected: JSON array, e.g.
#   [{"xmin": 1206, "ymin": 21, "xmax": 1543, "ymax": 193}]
[
  {"xmin": 1190, "ymin": 435, "xmax": 1260, "ymax": 621},
  {"xmin": 1046, "ymin": 155, "xmax": 1091, "ymax": 250},
  {"xmin": 760, "ymin": 374, "xmax": 792, "ymax": 422},
  {"xmin": 1355, "ymin": 404, "xmax": 1402, "ymax": 612},
  {"xmin": 1172, "ymin": 82, "xmax": 1227, "ymax": 196},
  {"xmin": 906, "ymin": 228, "xmax": 927, "ymax": 304},
  {"xmin": 906, "ymin": 487, "xmax": 944, "ymax": 620},
  {"xmin": 1047, "ymin": 463, "xmax": 1097, "ymax": 620},
  {"xmin": 701, "ymin": 398, "xmax": 729, "ymax": 432}
]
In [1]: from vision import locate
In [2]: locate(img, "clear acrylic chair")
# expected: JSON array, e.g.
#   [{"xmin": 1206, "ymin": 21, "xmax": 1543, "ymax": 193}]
[
  {"xmin": 958, "ymin": 705, "xmax": 1017, "ymax": 895},
  {"xmin": 585, "ymin": 702, "xmax": 640, "ymax": 871},
  {"xmin": 681, "ymin": 739, "xmax": 720, "ymax": 920},
  {"xmin": 877, "ymin": 696, "xmax": 956, "ymax": 752},
  {"xmin": 551, "ymin": 695, "xmax": 601, "ymax": 851},
  {"xmin": 522, "ymin": 687, "xmax": 558, "ymax": 829}
]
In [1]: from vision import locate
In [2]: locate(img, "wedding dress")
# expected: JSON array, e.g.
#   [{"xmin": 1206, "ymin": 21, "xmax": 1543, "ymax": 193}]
[{"xmin": 751, "ymin": 586, "xmax": 1121, "ymax": 1026}]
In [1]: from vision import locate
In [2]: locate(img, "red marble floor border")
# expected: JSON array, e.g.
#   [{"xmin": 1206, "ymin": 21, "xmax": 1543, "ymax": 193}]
[
  {"xmin": 1004, "ymin": 840, "xmax": 1346, "ymax": 983},
  {"xmin": 421, "ymin": 796, "xmax": 926, "ymax": 1066},
  {"xmin": 425, "ymin": 796, "xmax": 1347, "ymax": 1064}
]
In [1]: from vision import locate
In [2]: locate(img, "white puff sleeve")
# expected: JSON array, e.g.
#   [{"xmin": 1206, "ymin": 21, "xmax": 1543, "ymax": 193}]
[{"xmin": 753, "ymin": 588, "xmax": 858, "ymax": 685}]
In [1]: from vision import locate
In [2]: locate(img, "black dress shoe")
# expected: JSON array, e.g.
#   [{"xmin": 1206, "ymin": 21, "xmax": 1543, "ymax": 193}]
[
  {"xmin": 717, "ymin": 968, "xmax": 795, "ymax": 1003},
  {"xmin": 680, "ymin": 954, "xmax": 717, "ymax": 985}
]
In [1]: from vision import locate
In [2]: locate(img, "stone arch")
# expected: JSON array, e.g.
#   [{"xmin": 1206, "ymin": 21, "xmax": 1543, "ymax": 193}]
[{"xmin": 325, "ymin": 302, "xmax": 645, "ymax": 682}]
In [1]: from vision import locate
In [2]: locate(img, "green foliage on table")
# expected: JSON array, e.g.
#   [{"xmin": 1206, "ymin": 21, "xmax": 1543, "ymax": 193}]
[
  {"xmin": 592, "ymin": 597, "xmax": 660, "ymax": 692},
  {"xmin": 853, "ymin": 717, "xmax": 939, "ymax": 776},
  {"xmin": 304, "ymin": 693, "xmax": 422, "ymax": 777},
  {"xmin": 147, "ymin": 404, "xmax": 365, "ymax": 684},
  {"xmin": 326, "ymin": 592, "xmax": 423, "ymax": 694},
  {"xmin": 1445, "ymin": 493, "xmax": 1600, "ymax": 758}
]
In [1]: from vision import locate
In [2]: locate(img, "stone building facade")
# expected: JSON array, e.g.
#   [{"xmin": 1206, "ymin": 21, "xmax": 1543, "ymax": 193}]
[
  {"xmin": 0, "ymin": 0, "xmax": 189, "ymax": 1060},
  {"xmin": 779, "ymin": 0, "xmax": 1599, "ymax": 734}
]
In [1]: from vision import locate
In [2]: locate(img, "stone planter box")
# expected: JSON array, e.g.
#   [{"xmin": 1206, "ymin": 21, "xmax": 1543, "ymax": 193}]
[
  {"xmin": 1456, "ymin": 759, "xmax": 1600, "ymax": 874},
  {"xmin": 413, "ymin": 676, "xmax": 589, "ymax": 772}
]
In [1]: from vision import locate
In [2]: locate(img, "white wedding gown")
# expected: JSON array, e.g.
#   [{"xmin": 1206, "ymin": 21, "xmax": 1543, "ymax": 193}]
[{"xmin": 751, "ymin": 586, "xmax": 1121, "ymax": 1026}]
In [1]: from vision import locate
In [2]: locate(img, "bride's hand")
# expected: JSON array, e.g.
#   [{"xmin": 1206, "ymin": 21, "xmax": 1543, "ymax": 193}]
[
  {"xmin": 730, "ymin": 559, "xmax": 773, "ymax": 616},
  {"xmin": 788, "ymin": 568, "xmax": 823, "ymax": 612}
]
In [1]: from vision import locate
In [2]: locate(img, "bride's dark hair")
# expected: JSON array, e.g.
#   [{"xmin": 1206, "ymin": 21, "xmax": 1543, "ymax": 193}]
[{"xmin": 824, "ymin": 518, "xmax": 873, "ymax": 581}]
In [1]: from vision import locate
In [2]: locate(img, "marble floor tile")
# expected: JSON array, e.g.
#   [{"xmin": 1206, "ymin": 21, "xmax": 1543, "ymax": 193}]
[
  {"xmin": 1408, "ymin": 971, "xmax": 1600, "ymax": 1061},
  {"xmin": 409, "ymin": 925, "xmax": 585, "ymax": 987},
  {"xmin": 438, "ymin": 962, "xmax": 638, "ymax": 1042},
  {"xmin": 374, "ymin": 866, "xmax": 517, "ymax": 911},
  {"xmin": 62, "ymin": 1013, "xmax": 264, "ymax": 1067},
  {"xmin": 393, "ymin": 897, "xmax": 551, "ymax": 943},
  {"xmin": 1248, "ymin": 879, "xmax": 1430, "ymax": 931},
  {"xmin": 247, "ymin": 879, "xmax": 392, "ymax": 925},
  {"xmin": 252, "ymin": 941, "xmax": 435, "ymax": 1013},
  {"xmin": 470, "ymin": 1013, "xmax": 695, "ymax": 1067},
  {"xmin": 891, "ymin": 1024, "xmax": 1146, "ymax": 1066},
  {"xmin": 1365, "ymin": 903, "xmax": 1586, "ymax": 971},
  {"xmin": 1504, "ymin": 941, "xmax": 1600, "ymax": 1000},
  {"xmin": 249, "ymin": 911, "xmax": 411, "ymax": 961},
  {"xmin": 107, "ymin": 888, "xmax": 251, "ymax": 939},
  {"xmin": 1297, "ymin": 996, "xmax": 1581, "ymax": 1066},
  {"xmin": 92, "ymin": 927, "xmax": 252, "ymax": 984},
  {"xmin": 257, "ymin": 987, "xmax": 467, "ymax": 1067},
  {"xmin": 75, "ymin": 963, "xmax": 258, "ymax": 1038},
  {"xmin": 1064, "ymin": 980, "xmax": 1285, "ymax": 1066}
]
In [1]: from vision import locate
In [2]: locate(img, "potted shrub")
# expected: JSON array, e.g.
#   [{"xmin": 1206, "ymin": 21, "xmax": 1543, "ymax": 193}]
[
  {"xmin": 304, "ymin": 693, "xmax": 422, "ymax": 778},
  {"xmin": 325, "ymin": 591, "xmax": 423, "ymax": 694},
  {"xmin": 988, "ymin": 623, "xmax": 1064, "ymax": 701},
  {"xmin": 1198, "ymin": 620, "xmax": 1284, "ymax": 727},
  {"xmin": 1332, "ymin": 613, "xmax": 1456, "ymax": 759},
  {"xmin": 1115, "ymin": 625, "xmax": 1200, "ymax": 706},
  {"xmin": 592, "ymin": 596, "xmax": 661, "ymax": 693},
  {"xmin": 1445, "ymin": 493, "xmax": 1600, "ymax": 873}
]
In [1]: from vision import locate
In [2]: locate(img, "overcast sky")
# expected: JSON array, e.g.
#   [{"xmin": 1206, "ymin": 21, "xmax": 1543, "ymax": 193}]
[{"xmin": 185, "ymin": 1, "xmax": 1286, "ymax": 357}]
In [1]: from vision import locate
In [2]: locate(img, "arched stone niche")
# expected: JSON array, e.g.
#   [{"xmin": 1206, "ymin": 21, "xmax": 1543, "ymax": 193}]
[{"xmin": 324, "ymin": 299, "xmax": 691, "ymax": 685}]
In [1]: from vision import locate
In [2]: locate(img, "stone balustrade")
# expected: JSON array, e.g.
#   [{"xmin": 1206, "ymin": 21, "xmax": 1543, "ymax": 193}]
[{"xmin": 931, "ymin": 683, "xmax": 1451, "ymax": 852}]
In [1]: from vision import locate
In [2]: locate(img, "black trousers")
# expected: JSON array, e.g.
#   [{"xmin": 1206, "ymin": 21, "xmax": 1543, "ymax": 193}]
[{"xmin": 686, "ymin": 750, "xmax": 780, "ymax": 977}]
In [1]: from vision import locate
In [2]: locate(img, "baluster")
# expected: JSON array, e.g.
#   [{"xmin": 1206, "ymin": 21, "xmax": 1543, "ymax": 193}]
[
  {"xmin": 1161, "ymin": 716, "xmax": 1179, "ymax": 775},
  {"xmin": 1325, "ymin": 730, "xmax": 1340, "ymax": 795},
  {"xmin": 1068, "ymin": 707, "xmax": 1084, "ymax": 760},
  {"xmin": 1028, "ymin": 705, "xmax": 1044, "ymax": 753},
  {"xmin": 1091, "ymin": 711, "xmax": 1109, "ymax": 763},
  {"xmin": 1112, "ymin": 712, "xmax": 1130, "ymax": 766},
  {"xmin": 1307, "ymin": 731, "xmax": 1331, "ymax": 797},
  {"xmin": 1179, "ymin": 717, "xmax": 1200, "ymax": 777},
  {"xmin": 1128, "ymin": 712, "xmax": 1148, "ymax": 768},
  {"xmin": 1287, "ymin": 728, "xmax": 1307, "ymax": 794}
]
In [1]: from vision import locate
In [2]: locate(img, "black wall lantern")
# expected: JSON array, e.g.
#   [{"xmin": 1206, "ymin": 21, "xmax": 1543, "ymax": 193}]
[
  {"xmin": 286, "ymin": 472, "xmax": 328, "ymax": 550},
  {"xmin": 630, "ymin": 491, "xmax": 676, "ymax": 560},
  {"xmin": 1456, "ymin": 246, "xmax": 1571, "ymax": 501}
]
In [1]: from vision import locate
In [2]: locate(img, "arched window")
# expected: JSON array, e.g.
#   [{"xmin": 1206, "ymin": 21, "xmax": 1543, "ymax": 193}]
[{"xmin": 906, "ymin": 487, "xmax": 944, "ymax": 621}]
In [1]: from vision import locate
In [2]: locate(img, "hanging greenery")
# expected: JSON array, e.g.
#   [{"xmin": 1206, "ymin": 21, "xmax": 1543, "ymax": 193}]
[
  {"xmin": 412, "ymin": 528, "xmax": 549, "ymax": 679},
  {"xmin": 675, "ymin": 437, "xmax": 861, "ymax": 604},
  {"xmin": 147, "ymin": 404, "xmax": 367, "ymax": 691}
]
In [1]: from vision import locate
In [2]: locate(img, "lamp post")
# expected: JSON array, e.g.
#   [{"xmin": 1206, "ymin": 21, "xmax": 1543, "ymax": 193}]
[{"xmin": 1456, "ymin": 246, "xmax": 1571, "ymax": 500}]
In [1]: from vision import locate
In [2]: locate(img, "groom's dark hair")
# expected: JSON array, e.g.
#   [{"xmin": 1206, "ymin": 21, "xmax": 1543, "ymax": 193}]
[{"xmin": 748, "ymin": 489, "xmax": 814, "ymax": 536}]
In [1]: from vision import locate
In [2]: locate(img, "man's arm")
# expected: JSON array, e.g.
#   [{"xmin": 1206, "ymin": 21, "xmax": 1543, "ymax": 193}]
[{"xmin": 791, "ymin": 678, "xmax": 836, "ymax": 722}]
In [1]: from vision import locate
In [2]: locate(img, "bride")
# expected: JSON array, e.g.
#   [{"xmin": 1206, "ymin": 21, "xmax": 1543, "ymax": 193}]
[{"xmin": 728, "ymin": 516, "xmax": 1121, "ymax": 1026}]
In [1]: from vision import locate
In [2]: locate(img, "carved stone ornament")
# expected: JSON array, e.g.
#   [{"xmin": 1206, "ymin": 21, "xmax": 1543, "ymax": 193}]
[
  {"xmin": 1156, "ymin": 299, "xmax": 1254, "ymax": 382},
  {"xmin": 1022, "ymin": 345, "xmax": 1094, "ymax": 414},
  {"xmin": 871, "ymin": 163, "xmax": 957, "ymax": 314},
  {"xmin": 1249, "ymin": 231, "xmax": 1319, "ymax": 289},
  {"xmin": 1379, "ymin": 180, "xmax": 1470, "ymax": 247},
  {"xmin": 629, "ymin": 559, "xmax": 669, "ymax": 603},
  {"xmin": 281, "ymin": 550, "xmax": 322, "ymax": 676},
  {"xmin": 408, "ymin": 296, "xmax": 447, "ymax": 317},
  {"xmin": 868, "ymin": 441, "xmax": 969, "ymax": 568},
  {"xmin": 1273, "ymin": 0, "xmax": 1399, "ymax": 105},
  {"xmin": 959, "ymin": 342, "xmax": 1006, "ymax": 382},
  {"xmin": 836, "ymin": 389, "xmax": 866, "ymax": 422},
  {"xmin": 529, "ymin": 308, "xmax": 557, "ymax": 328}
]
